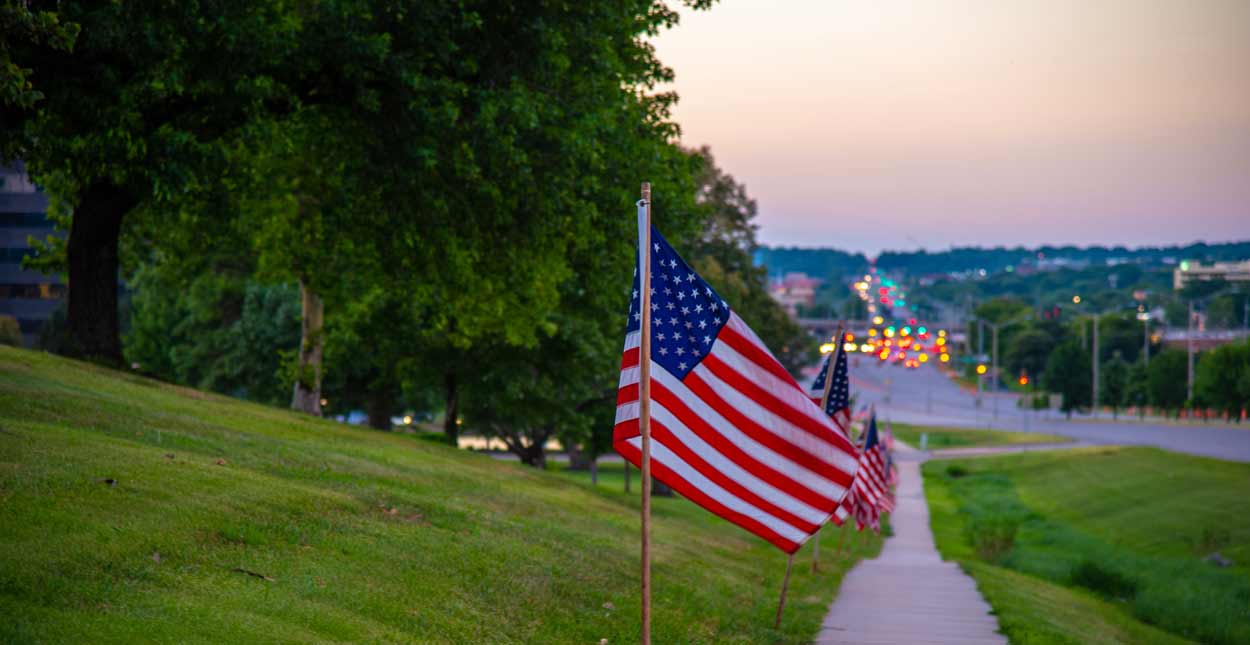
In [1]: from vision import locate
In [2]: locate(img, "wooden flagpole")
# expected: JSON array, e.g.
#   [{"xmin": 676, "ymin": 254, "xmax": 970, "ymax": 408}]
[
  {"xmin": 773, "ymin": 552, "xmax": 796, "ymax": 630},
  {"xmin": 812, "ymin": 324, "xmax": 845, "ymax": 573},
  {"xmin": 638, "ymin": 182, "xmax": 654, "ymax": 645},
  {"xmin": 834, "ymin": 521, "xmax": 848, "ymax": 559}
]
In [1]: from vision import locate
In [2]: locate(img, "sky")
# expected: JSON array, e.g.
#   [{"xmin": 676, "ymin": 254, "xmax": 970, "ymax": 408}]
[{"xmin": 651, "ymin": 0, "xmax": 1250, "ymax": 256}]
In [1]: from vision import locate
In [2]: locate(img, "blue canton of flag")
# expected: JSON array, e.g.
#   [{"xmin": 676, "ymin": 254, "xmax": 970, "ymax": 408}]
[
  {"xmin": 810, "ymin": 346, "xmax": 850, "ymax": 418},
  {"xmin": 624, "ymin": 226, "xmax": 731, "ymax": 379}
]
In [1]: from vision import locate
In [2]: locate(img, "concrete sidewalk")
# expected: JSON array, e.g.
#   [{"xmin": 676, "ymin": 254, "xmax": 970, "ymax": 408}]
[{"xmin": 817, "ymin": 446, "xmax": 1006, "ymax": 644}]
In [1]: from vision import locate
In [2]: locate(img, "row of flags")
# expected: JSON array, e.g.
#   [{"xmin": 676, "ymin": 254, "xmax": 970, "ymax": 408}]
[
  {"xmin": 614, "ymin": 226, "xmax": 860, "ymax": 553},
  {"xmin": 613, "ymin": 202, "xmax": 897, "ymax": 639},
  {"xmin": 809, "ymin": 344, "xmax": 897, "ymax": 534}
]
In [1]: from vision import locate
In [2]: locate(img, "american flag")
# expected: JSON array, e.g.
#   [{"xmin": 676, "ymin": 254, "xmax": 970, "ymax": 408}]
[
  {"xmin": 852, "ymin": 414, "xmax": 893, "ymax": 532},
  {"xmin": 614, "ymin": 225, "xmax": 859, "ymax": 554},
  {"xmin": 808, "ymin": 345, "xmax": 851, "ymax": 437},
  {"xmin": 808, "ymin": 345, "xmax": 855, "ymax": 525}
]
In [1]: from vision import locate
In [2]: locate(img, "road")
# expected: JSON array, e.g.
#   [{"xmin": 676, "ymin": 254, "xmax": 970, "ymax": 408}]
[{"xmin": 836, "ymin": 357, "xmax": 1250, "ymax": 463}]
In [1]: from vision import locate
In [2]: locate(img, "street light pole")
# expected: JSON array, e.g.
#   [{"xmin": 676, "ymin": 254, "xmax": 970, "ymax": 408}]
[
  {"xmin": 976, "ymin": 319, "xmax": 984, "ymax": 409},
  {"xmin": 1187, "ymin": 300, "xmax": 1195, "ymax": 403},
  {"xmin": 1142, "ymin": 313, "xmax": 1150, "ymax": 365},
  {"xmin": 1091, "ymin": 314, "xmax": 1100, "ymax": 419},
  {"xmin": 991, "ymin": 323, "xmax": 999, "ymax": 419}
]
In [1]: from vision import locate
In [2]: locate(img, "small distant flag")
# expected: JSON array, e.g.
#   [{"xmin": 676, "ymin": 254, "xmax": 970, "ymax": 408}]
[
  {"xmin": 853, "ymin": 414, "xmax": 893, "ymax": 532},
  {"xmin": 809, "ymin": 343, "xmax": 851, "ymax": 437},
  {"xmin": 615, "ymin": 225, "xmax": 859, "ymax": 554},
  {"xmin": 809, "ymin": 342, "xmax": 855, "ymax": 525}
]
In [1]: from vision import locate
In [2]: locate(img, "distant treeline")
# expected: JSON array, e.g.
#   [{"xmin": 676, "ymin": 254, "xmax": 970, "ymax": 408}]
[
  {"xmin": 753, "ymin": 247, "xmax": 869, "ymax": 280},
  {"xmin": 758, "ymin": 241, "xmax": 1250, "ymax": 280}
]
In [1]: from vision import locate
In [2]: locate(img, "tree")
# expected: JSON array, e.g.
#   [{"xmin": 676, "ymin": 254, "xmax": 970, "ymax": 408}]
[
  {"xmin": 1097, "ymin": 313, "xmax": 1143, "ymax": 363},
  {"xmin": 1207, "ymin": 292, "xmax": 1249, "ymax": 329},
  {"xmin": 1194, "ymin": 342, "xmax": 1250, "ymax": 421},
  {"xmin": 1043, "ymin": 341, "xmax": 1091, "ymax": 418},
  {"xmin": 1100, "ymin": 352, "xmax": 1130, "ymax": 419},
  {"xmin": 3, "ymin": 1, "xmax": 430, "ymax": 363},
  {"xmin": 1147, "ymin": 349, "xmax": 1189, "ymax": 416},
  {"xmin": 0, "ymin": 2, "xmax": 78, "ymax": 110},
  {"xmin": 685, "ymin": 147, "xmax": 814, "ymax": 376},
  {"xmin": 1005, "ymin": 326, "xmax": 1056, "ymax": 381},
  {"xmin": 1125, "ymin": 359, "xmax": 1150, "ymax": 418},
  {"xmin": 124, "ymin": 266, "xmax": 301, "ymax": 405}
]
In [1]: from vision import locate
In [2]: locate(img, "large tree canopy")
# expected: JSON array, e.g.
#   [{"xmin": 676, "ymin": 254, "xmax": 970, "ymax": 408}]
[{"xmin": 5, "ymin": 1, "xmax": 715, "ymax": 367}]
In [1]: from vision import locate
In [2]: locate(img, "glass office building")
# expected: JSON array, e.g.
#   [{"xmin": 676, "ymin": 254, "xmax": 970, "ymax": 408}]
[{"xmin": 0, "ymin": 162, "xmax": 64, "ymax": 347}]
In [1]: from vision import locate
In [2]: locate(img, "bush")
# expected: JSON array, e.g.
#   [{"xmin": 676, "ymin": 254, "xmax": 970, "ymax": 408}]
[
  {"xmin": 969, "ymin": 517, "xmax": 1018, "ymax": 564},
  {"xmin": 946, "ymin": 464, "xmax": 969, "ymax": 478},
  {"xmin": 1070, "ymin": 560, "xmax": 1137, "ymax": 600},
  {"xmin": 0, "ymin": 315, "xmax": 21, "ymax": 346}
]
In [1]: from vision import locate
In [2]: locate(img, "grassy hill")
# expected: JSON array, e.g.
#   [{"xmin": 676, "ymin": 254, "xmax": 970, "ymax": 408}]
[
  {"xmin": 924, "ymin": 446, "xmax": 1250, "ymax": 644},
  {"xmin": 0, "ymin": 347, "xmax": 880, "ymax": 643}
]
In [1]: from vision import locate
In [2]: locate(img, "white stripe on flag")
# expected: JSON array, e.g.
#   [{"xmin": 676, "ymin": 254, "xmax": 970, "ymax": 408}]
[{"xmin": 625, "ymin": 436, "xmax": 809, "ymax": 545}]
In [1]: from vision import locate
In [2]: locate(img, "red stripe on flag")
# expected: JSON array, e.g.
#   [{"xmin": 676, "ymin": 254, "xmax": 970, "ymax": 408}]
[
  {"xmin": 649, "ymin": 421, "xmax": 820, "ymax": 534},
  {"xmin": 652, "ymin": 381, "xmax": 840, "ymax": 513},
  {"xmin": 615, "ymin": 439, "xmax": 801, "ymax": 553},
  {"xmin": 701, "ymin": 353, "xmax": 849, "ymax": 452},
  {"xmin": 716, "ymin": 322, "xmax": 801, "ymax": 389},
  {"xmin": 681, "ymin": 371, "xmax": 854, "ymax": 490}
]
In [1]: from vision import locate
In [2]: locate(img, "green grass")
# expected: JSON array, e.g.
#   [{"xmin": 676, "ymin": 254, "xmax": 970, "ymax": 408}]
[
  {"xmin": 0, "ymin": 346, "xmax": 882, "ymax": 643},
  {"xmin": 923, "ymin": 446, "xmax": 1250, "ymax": 644},
  {"xmin": 892, "ymin": 423, "xmax": 1069, "ymax": 449}
]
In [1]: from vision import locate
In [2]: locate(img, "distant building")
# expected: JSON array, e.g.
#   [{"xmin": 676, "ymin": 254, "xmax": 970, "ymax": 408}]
[
  {"xmin": 0, "ymin": 162, "xmax": 64, "ymax": 346},
  {"xmin": 768, "ymin": 272, "xmax": 822, "ymax": 316},
  {"xmin": 1173, "ymin": 259, "xmax": 1250, "ymax": 290}
]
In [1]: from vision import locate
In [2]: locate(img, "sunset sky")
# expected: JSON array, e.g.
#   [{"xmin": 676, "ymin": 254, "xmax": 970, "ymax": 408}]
[{"xmin": 652, "ymin": 0, "xmax": 1250, "ymax": 255}]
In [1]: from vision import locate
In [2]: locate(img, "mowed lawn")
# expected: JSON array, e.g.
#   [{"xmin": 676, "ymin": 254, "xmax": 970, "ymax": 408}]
[
  {"xmin": 924, "ymin": 446, "xmax": 1250, "ymax": 644},
  {"xmin": 0, "ymin": 346, "xmax": 882, "ymax": 643},
  {"xmin": 891, "ymin": 423, "xmax": 1069, "ymax": 449}
]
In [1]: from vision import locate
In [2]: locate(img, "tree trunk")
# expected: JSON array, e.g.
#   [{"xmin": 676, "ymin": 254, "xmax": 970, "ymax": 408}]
[
  {"xmin": 443, "ymin": 371, "xmax": 459, "ymax": 445},
  {"xmin": 566, "ymin": 443, "xmax": 592, "ymax": 471},
  {"xmin": 366, "ymin": 386, "xmax": 393, "ymax": 430},
  {"xmin": 652, "ymin": 479, "xmax": 673, "ymax": 497},
  {"xmin": 516, "ymin": 441, "xmax": 546, "ymax": 468},
  {"xmin": 290, "ymin": 279, "xmax": 324, "ymax": 415},
  {"xmin": 64, "ymin": 180, "xmax": 135, "ymax": 364}
]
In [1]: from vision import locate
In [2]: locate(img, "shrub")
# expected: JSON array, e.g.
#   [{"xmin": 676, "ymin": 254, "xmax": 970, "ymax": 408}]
[
  {"xmin": 0, "ymin": 315, "xmax": 21, "ymax": 346},
  {"xmin": 969, "ymin": 517, "xmax": 1018, "ymax": 564},
  {"xmin": 1070, "ymin": 560, "xmax": 1137, "ymax": 600}
]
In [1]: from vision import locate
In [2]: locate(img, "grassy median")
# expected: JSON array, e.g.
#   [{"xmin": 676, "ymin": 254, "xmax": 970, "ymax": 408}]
[
  {"xmin": 0, "ymin": 346, "xmax": 881, "ymax": 643},
  {"xmin": 891, "ymin": 423, "xmax": 1069, "ymax": 449},
  {"xmin": 924, "ymin": 446, "xmax": 1250, "ymax": 644}
]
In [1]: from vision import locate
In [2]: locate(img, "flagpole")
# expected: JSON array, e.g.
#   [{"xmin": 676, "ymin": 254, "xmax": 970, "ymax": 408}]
[
  {"xmin": 773, "ymin": 552, "xmax": 796, "ymax": 630},
  {"xmin": 638, "ymin": 182, "xmax": 654, "ymax": 645},
  {"xmin": 812, "ymin": 324, "xmax": 845, "ymax": 573}
]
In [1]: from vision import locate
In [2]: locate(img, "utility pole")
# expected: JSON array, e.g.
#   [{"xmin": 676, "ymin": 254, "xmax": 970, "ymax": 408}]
[
  {"xmin": 1091, "ymin": 314, "xmax": 1100, "ymax": 419},
  {"xmin": 1187, "ymin": 300, "xmax": 1195, "ymax": 403},
  {"xmin": 991, "ymin": 323, "xmax": 999, "ymax": 419},
  {"xmin": 976, "ymin": 319, "xmax": 984, "ymax": 409},
  {"xmin": 1142, "ymin": 313, "xmax": 1150, "ymax": 365}
]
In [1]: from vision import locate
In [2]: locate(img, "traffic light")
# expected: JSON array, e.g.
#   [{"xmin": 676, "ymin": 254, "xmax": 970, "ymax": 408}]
[{"xmin": 976, "ymin": 364, "xmax": 988, "ymax": 375}]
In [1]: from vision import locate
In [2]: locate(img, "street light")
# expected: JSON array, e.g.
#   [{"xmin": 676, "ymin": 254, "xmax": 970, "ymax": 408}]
[
  {"xmin": 975, "ymin": 311, "xmax": 1033, "ymax": 419},
  {"xmin": 1182, "ymin": 285, "xmax": 1246, "ymax": 402}
]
